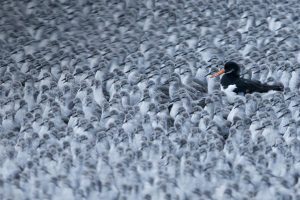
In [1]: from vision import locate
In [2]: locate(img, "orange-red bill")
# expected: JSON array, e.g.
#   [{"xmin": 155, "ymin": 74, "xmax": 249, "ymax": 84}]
[{"xmin": 210, "ymin": 68, "xmax": 225, "ymax": 78}]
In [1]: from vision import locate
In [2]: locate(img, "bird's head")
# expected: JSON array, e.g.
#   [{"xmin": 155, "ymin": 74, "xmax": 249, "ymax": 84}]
[{"xmin": 210, "ymin": 61, "xmax": 241, "ymax": 78}]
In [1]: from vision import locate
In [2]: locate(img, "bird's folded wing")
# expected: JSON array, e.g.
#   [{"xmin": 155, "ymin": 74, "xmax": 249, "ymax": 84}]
[
  {"xmin": 157, "ymin": 85, "xmax": 170, "ymax": 97},
  {"xmin": 235, "ymin": 78, "xmax": 273, "ymax": 93},
  {"xmin": 192, "ymin": 79, "xmax": 207, "ymax": 93}
]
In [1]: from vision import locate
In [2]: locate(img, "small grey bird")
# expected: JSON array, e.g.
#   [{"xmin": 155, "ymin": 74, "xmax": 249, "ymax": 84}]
[{"xmin": 91, "ymin": 79, "xmax": 108, "ymax": 107}]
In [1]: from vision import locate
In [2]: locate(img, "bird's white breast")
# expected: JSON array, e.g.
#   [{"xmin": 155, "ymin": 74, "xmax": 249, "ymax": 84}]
[{"xmin": 221, "ymin": 84, "xmax": 238, "ymax": 104}]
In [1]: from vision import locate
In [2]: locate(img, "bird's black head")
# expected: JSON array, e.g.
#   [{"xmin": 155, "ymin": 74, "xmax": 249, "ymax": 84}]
[
  {"xmin": 210, "ymin": 61, "xmax": 241, "ymax": 78},
  {"xmin": 224, "ymin": 61, "xmax": 240, "ymax": 76}
]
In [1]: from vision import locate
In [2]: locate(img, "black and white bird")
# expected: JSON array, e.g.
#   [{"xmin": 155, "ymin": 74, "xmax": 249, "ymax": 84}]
[
  {"xmin": 0, "ymin": 0, "xmax": 299, "ymax": 199},
  {"xmin": 211, "ymin": 61, "xmax": 284, "ymax": 94}
]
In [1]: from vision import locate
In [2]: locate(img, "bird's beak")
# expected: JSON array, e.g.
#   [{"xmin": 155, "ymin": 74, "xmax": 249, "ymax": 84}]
[
  {"xmin": 255, "ymin": 126, "xmax": 266, "ymax": 131},
  {"xmin": 210, "ymin": 68, "xmax": 225, "ymax": 78},
  {"xmin": 283, "ymin": 123, "xmax": 291, "ymax": 127},
  {"xmin": 292, "ymin": 103, "xmax": 299, "ymax": 107}
]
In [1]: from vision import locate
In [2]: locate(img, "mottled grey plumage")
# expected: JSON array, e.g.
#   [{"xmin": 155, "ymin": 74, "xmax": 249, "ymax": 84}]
[{"xmin": 0, "ymin": 0, "xmax": 299, "ymax": 199}]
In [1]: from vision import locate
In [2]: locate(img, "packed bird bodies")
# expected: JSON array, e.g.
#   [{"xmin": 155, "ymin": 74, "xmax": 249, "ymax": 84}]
[{"xmin": 0, "ymin": 0, "xmax": 300, "ymax": 199}]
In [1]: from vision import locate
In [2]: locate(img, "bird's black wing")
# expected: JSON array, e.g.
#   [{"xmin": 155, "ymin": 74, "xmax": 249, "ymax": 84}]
[{"xmin": 235, "ymin": 78, "xmax": 283, "ymax": 94}]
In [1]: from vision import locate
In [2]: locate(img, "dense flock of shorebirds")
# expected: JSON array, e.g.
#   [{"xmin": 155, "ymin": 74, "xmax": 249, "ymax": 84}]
[{"xmin": 0, "ymin": 0, "xmax": 300, "ymax": 199}]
